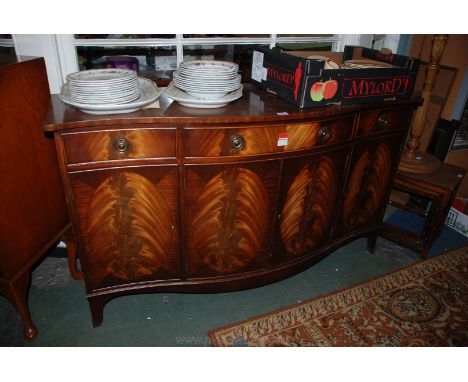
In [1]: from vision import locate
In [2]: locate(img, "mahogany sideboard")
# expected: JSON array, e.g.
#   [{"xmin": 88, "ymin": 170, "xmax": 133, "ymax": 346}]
[
  {"xmin": 0, "ymin": 56, "xmax": 74, "ymax": 341},
  {"xmin": 44, "ymin": 84, "xmax": 420, "ymax": 327}
]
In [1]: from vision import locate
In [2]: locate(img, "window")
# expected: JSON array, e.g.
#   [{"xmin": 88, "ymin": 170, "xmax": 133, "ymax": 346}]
[
  {"xmin": 370, "ymin": 34, "xmax": 401, "ymax": 54},
  {"xmin": 451, "ymin": 97, "xmax": 468, "ymax": 150},
  {"xmin": 72, "ymin": 34, "xmax": 342, "ymax": 84},
  {"xmin": 11, "ymin": 34, "xmax": 400, "ymax": 93},
  {"xmin": 0, "ymin": 34, "xmax": 15, "ymax": 55}
]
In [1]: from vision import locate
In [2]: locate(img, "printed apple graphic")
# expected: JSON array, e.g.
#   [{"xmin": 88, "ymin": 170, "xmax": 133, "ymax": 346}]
[
  {"xmin": 322, "ymin": 80, "xmax": 338, "ymax": 100},
  {"xmin": 310, "ymin": 81, "xmax": 325, "ymax": 102}
]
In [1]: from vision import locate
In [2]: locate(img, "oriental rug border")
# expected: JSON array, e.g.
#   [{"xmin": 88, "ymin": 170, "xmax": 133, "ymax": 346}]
[{"xmin": 208, "ymin": 245, "xmax": 468, "ymax": 346}]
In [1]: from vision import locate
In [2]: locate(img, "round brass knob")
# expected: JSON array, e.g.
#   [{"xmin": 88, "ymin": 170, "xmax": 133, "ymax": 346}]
[
  {"xmin": 317, "ymin": 125, "xmax": 331, "ymax": 143},
  {"xmin": 112, "ymin": 137, "xmax": 130, "ymax": 154},
  {"xmin": 230, "ymin": 134, "xmax": 246, "ymax": 151},
  {"xmin": 377, "ymin": 113, "xmax": 388, "ymax": 130}
]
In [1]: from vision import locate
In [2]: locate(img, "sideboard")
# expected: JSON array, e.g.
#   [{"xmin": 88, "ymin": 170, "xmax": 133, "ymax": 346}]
[{"xmin": 44, "ymin": 84, "xmax": 420, "ymax": 327}]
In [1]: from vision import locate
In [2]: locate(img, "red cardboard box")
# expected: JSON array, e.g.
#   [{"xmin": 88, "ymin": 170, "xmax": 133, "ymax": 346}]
[{"xmin": 250, "ymin": 45, "xmax": 421, "ymax": 108}]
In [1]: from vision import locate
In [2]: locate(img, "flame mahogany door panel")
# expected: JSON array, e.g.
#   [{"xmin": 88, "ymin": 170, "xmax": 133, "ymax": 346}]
[
  {"xmin": 185, "ymin": 161, "xmax": 280, "ymax": 278},
  {"xmin": 336, "ymin": 135, "xmax": 405, "ymax": 238},
  {"xmin": 68, "ymin": 165, "xmax": 179, "ymax": 291},
  {"xmin": 272, "ymin": 148, "xmax": 349, "ymax": 265}
]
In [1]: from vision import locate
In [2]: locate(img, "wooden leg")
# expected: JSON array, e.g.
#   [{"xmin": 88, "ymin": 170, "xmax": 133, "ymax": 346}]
[
  {"xmin": 62, "ymin": 227, "xmax": 83, "ymax": 280},
  {"xmin": 420, "ymin": 244, "xmax": 431, "ymax": 259},
  {"xmin": 6, "ymin": 272, "xmax": 38, "ymax": 341},
  {"xmin": 367, "ymin": 233, "xmax": 377, "ymax": 254},
  {"xmin": 88, "ymin": 296, "xmax": 107, "ymax": 327}
]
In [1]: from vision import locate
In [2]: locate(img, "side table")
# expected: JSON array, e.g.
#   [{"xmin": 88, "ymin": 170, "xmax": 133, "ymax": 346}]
[{"xmin": 380, "ymin": 163, "xmax": 466, "ymax": 258}]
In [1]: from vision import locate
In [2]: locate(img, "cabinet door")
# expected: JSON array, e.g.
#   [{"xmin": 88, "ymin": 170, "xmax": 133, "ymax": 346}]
[
  {"xmin": 185, "ymin": 161, "xmax": 280, "ymax": 278},
  {"xmin": 272, "ymin": 148, "xmax": 349, "ymax": 264},
  {"xmin": 336, "ymin": 135, "xmax": 404, "ymax": 237},
  {"xmin": 68, "ymin": 165, "xmax": 179, "ymax": 291}
]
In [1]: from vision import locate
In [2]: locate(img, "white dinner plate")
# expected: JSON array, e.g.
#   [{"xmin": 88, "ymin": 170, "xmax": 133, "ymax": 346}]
[
  {"xmin": 177, "ymin": 69, "xmax": 239, "ymax": 80},
  {"xmin": 67, "ymin": 82, "xmax": 138, "ymax": 91},
  {"xmin": 66, "ymin": 68, "xmax": 137, "ymax": 83},
  {"xmin": 60, "ymin": 78, "xmax": 160, "ymax": 114},
  {"xmin": 173, "ymin": 80, "xmax": 240, "ymax": 92},
  {"xmin": 179, "ymin": 60, "xmax": 239, "ymax": 73},
  {"xmin": 70, "ymin": 91, "xmax": 140, "ymax": 104},
  {"xmin": 163, "ymin": 82, "xmax": 243, "ymax": 108},
  {"xmin": 173, "ymin": 72, "xmax": 241, "ymax": 85}
]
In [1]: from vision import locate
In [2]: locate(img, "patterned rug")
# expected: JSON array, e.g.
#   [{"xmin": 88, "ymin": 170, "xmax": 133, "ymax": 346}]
[{"xmin": 208, "ymin": 245, "xmax": 468, "ymax": 346}]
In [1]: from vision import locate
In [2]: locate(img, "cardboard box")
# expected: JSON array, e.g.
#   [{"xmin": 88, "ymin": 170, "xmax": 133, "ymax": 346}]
[{"xmin": 250, "ymin": 45, "xmax": 421, "ymax": 108}]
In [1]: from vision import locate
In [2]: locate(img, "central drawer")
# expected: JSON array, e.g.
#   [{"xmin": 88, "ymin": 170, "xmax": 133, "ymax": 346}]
[
  {"xmin": 62, "ymin": 127, "xmax": 176, "ymax": 165},
  {"xmin": 184, "ymin": 117, "xmax": 354, "ymax": 157}
]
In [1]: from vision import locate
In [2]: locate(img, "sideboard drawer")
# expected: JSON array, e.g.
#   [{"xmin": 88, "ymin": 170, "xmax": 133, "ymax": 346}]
[
  {"xmin": 184, "ymin": 117, "xmax": 354, "ymax": 157},
  {"xmin": 62, "ymin": 127, "xmax": 176, "ymax": 164},
  {"xmin": 357, "ymin": 107, "xmax": 412, "ymax": 136}
]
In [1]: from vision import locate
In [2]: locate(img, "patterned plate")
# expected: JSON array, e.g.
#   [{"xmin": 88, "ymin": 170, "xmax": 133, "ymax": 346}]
[
  {"xmin": 163, "ymin": 82, "xmax": 243, "ymax": 108},
  {"xmin": 60, "ymin": 78, "xmax": 160, "ymax": 114}
]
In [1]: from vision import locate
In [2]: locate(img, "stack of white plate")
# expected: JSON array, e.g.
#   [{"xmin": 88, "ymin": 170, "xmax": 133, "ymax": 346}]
[
  {"xmin": 66, "ymin": 68, "xmax": 140, "ymax": 104},
  {"xmin": 173, "ymin": 60, "xmax": 241, "ymax": 99}
]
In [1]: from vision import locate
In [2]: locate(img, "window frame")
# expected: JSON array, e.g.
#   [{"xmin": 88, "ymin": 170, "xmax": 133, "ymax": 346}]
[
  {"xmin": 0, "ymin": 37, "xmax": 14, "ymax": 47},
  {"xmin": 68, "ymin": 34, "xmax": 346, "ymax": 83},
  {"xmin": 0, "ymin": 35, "xmax": 15, "ymax": 54},
  {"xmin": 13, "ymin": 34, "xmax": 400, "ymax": 93},
  {"xmin": 70, "ymin": 34, "xmax": 342, "ymax": 64}
]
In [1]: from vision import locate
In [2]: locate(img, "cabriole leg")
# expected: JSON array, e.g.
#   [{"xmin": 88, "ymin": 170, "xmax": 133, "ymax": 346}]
[{"xmin": 7, "ymin": 272, "xmax": 38, "ymax": 341}]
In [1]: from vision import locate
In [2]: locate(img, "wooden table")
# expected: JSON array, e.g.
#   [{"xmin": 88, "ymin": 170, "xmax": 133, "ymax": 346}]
[
  {"xmin": 381, "ymin": 163, "xmax": 466, "ymax": 257},
  {"xmin": 0, "ymin": 56, "xmax": 75, "ymax": 341}
]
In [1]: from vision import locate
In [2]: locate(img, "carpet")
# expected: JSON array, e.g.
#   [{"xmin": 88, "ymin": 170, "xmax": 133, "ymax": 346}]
[{"xmin": 208, "ymin": 245, "xmax": 468, "ymax": 346}]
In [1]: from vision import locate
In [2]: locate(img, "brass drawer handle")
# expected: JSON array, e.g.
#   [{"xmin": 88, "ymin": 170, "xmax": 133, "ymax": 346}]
[
  {"xmin": 230, "ymin": 134, "xmax": 246, "ymax": 151},
  {"xmin": 317, "ymin": 125, "xmax": 331, "ymax": 143},
  {"xmin": 112, "ymin": 137, "xmax": 130, "ymax": 154},
  {"xmin": 377, "ymin": 113, "xmax": 388, "ymax": 129}
]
